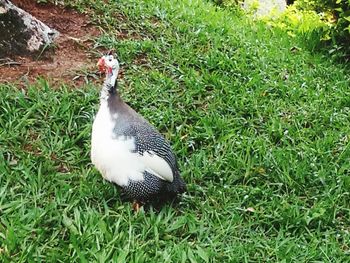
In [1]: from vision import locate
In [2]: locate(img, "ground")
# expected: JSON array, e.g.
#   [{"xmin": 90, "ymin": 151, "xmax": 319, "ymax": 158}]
[
  {"xmin": 0, "ymin": 0, "xmax": 99, "ymax": 85},
  {"xmin": 1, "ymin": 0, "xmax": 350, "ymax": 262}
]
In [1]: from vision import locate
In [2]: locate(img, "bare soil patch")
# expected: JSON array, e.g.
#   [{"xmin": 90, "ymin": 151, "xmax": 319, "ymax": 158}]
[{"xmin": 0, "ymin": 0, "xmax": 100, "ymax": 85}]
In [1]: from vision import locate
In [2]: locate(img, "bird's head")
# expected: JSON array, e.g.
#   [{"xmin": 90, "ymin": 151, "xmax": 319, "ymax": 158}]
[{"xmin": 97, "ymin": 53, "xmax": 120, "ymax": 76}]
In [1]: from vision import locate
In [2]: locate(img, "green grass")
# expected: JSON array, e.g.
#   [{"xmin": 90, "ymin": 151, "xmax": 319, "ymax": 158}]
[{"xmin": 1, "ymin": 0, "xmax": 350, "ymax": 261}]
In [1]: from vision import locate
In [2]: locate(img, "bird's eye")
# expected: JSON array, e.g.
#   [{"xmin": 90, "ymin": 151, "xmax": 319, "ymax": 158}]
[{"xmin": 108, "ymin": 56, "xmax": 113, "ymax": 62}]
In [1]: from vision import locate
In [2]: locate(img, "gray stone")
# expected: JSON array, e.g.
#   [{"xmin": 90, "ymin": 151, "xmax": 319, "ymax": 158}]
[{"xmin": 0, "ymin": 0, "xmax": 59, "ymax": 58}]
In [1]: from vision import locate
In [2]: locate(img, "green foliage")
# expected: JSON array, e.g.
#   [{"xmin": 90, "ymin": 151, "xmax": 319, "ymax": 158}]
[
  {"xmin": 211, "ymin": 0, "xmax": 240, "ymax": 7},
  {"xmin": 1, "ymin": 0, "xmax": 350, "ymax": 262},
  {"xmin": 295, "ymin": 0, "xmax": 350, "ymax": 56},
  {"xmin": 212, "ymin": 0, "xmax": 350, "ymax": 57},
  {"xmin": 258, "ymin": 4, "xmax": 334, "ymax": 51}
]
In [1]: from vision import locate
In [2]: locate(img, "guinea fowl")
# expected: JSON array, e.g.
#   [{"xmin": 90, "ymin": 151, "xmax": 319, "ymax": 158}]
[{"xmin": 91, "ymin": 53, "xmax": 186, "ymax": 210}]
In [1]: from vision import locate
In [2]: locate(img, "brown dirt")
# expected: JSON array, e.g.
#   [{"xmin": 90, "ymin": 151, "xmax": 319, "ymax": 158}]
[{"xmin": 0, "ymin": 0, "xmax": 100, "ymax": 86}]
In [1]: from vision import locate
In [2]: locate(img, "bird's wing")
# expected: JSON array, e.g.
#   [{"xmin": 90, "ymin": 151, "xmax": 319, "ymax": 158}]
[
  {"xmin": 141, "ymin": 150, "xmax": 174, "ymax": 182},
  {"xmin": 119, "ymin": 122, "xmax": 178, "ymax": 182}
]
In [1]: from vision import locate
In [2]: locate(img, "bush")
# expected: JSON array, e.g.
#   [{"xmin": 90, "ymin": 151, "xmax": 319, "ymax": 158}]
[
  {"xmin": 259, "ymin": 4, "xmax": 334, "ymax": 50},
  {"xmin": 211, "ymin": 0, "xmax": 240, "ymax": 7},
  {"xmin": 211, "ymin": 0, "xmax": 350, "ymax": 58},
  {"xmin": 295, "ymin": 0, "xmax": 350, "ymax": 55},
  {"xmin": 236, "ymin": 1, "xmax": 333, "ymax": 51}
]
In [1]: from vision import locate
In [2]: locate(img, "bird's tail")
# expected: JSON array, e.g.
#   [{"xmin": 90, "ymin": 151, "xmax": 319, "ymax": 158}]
[{"xmin": 174, "ymin": 170, "xmax": 186, "ymax": 194}]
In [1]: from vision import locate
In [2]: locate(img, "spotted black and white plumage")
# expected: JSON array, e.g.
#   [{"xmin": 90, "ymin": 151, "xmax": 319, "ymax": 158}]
[{"xmin": 91, "ymin": 54, "xmax": 186, "ymax": 205}]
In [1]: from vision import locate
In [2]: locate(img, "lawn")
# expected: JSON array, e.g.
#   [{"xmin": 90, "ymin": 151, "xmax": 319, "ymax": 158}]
[{"xmin": 1, "ymin": 0, "xmax": 350, "ymax": 261}]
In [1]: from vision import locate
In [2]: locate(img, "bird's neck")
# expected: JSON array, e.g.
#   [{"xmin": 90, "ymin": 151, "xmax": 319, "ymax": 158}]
[{"xmin": 100, "ymin": 69, "xmax": 119, "ymax": 101}]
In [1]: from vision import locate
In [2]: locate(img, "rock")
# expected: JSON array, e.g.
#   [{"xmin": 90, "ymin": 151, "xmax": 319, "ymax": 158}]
[
  {"xmin": 0, "ymin": 0, "xmax": 59, "ymax": 58},
  {"xmin": 243, "ymin": 0, "xmax": 286, "ymax": 18}
]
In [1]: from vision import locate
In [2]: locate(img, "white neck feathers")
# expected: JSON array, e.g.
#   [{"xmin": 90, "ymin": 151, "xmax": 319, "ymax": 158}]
[{"xmin": 100, "ymin": 68, "xmax": 119, "ymax": 101}]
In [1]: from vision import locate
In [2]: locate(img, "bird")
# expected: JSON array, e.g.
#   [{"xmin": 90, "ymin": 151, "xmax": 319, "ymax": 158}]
[{"xmin": 91, "ymin": 52, "xmax": 186, "ymax": 211}]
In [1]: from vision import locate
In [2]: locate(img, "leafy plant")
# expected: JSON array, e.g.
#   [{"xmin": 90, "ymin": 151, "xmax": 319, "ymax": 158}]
[
  {"xmin": 294, "ymin": 0, "xmax": 350, "ymax": 57},
  {"xmin": 259, "ymin": 4, "xmax": 334, "ymax": 51}
]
